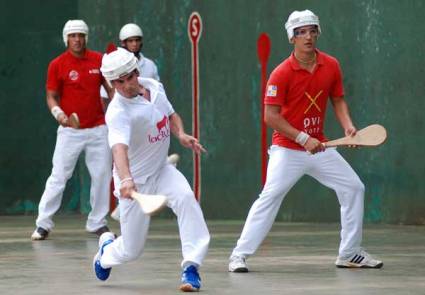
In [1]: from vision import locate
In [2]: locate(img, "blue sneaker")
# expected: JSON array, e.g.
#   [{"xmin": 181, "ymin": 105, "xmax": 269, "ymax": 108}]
[
  {"xmin": 180, "ymin": 265, "xmax": 201, "ymax": 292},
  {"xmin": 93, "ymin": 232, "xmax": 115, "ymax": 281}
]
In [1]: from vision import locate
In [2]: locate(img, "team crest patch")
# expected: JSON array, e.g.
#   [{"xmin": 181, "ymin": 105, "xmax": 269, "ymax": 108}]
[
  {"xmin": 69, "ymin": 70, "xmax": 79, "ymax": 81},
  {"xmin": 267, "ymin": 85, "xmax": 277, "ymax": 97}
]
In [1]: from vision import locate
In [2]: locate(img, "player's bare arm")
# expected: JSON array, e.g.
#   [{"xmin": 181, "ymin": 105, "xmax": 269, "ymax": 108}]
[
  {"xmin": 111, "ymin": 143, "xmax": 136, "ymax": 198},
  {"xmin": 102, "ymin": 80, "xmax": 115, "ymax": 100},
  {"xmin": 101, "ymin": 80, "xmax": 115, "ymax": 111},
  {"xmin": 169, "ymin": 113, "xmax": 206, "ymax": 154},
  {"xmin": 330, "ymin": 96, "xmax": 357, "ymax": 137},
  {"xmin": 265, "ymin": 105, "xmax": 324, "ymax": 154},
  {"xmin": 46, "ymin": 90, "xmax": 70, "ymax": 127}
]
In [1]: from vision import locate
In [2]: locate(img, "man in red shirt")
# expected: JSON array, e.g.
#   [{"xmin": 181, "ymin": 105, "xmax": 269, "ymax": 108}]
[
  {"xmin": 229, "ymin": 10, "xmax": 383, "ymax": 271},
  {"xmin": 31, "ymin": 20, "xmax": 114, "ymax": 240}
]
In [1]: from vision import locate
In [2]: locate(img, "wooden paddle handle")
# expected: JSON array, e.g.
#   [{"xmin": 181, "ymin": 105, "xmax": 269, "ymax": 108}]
[{"xmin": 323, "ymin": 124, "xmax": 387, "ymax": 147}]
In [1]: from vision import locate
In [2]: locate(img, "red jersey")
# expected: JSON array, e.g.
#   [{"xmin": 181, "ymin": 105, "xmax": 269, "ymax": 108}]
[
  {"xmin": 264, "ymin": 49, "xmax": 344, "ymax": 150},
  {"xmin": 46, "ymin": 49, "xmax": 105, "ymax": 128}
]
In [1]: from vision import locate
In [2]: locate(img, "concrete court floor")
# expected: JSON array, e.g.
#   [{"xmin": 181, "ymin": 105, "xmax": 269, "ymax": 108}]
[{"xmin": 0, "ymin": 216, "xmax": 424, "ymax": 295}]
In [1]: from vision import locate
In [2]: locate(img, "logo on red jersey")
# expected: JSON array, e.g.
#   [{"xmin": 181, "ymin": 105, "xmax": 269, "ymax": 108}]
[
  {"xmin": 267, "ymin": 85, "xmax": 277, "ymax": 97},
  {"xmin": 89, "ymin": 69, "xmax": 100, "ymax": 74},
  {"xmin": 69, "ymin": 70, "xmax": 79, "ymax": 81},
  {"xmin": 304, "ymin": 90, "xmax": 323, "ymax": 114},
  {"xmin": 148, "ymin": 115, "xmax": 170, "ymax": 143}
]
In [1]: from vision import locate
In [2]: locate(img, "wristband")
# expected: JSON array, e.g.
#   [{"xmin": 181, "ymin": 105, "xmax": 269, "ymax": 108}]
[
  {"xmin": 51, "ymin": 106, "xmax": 64, "ymax": 120},
  {"xmin": 295, "ymin": 131, "xmax": 310, "ymax": 146},
  {"xmin": 120, "ymin": 177, "xmax": 133, "ymax": 185}
]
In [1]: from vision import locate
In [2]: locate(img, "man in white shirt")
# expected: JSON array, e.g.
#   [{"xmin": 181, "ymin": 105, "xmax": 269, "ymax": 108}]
[
  {"xmin": 100, "ymin": 23, "xmax": 159, "ymax": 108},
  {"xmin": 93, "ymin": 48, "xmax": 210, "ymax": 293},
  {"xmin": 119, "ymin": 23, "xmax": 160, "ymax": 80},
  {"xmin": 101, "ymin": 23, "xmax": 162, "ymax": 218}
]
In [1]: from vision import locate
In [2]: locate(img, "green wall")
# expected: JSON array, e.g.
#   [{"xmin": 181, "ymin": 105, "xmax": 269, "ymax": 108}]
[{"xmin": 1, "ymin": 0, "xmax": 423, "ymax": 224}]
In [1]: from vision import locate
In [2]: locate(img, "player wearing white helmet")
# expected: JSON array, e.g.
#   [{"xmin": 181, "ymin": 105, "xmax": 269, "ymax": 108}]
[
  {"xmin": 107, "ymin": 23, "xmax": 174, "ymax": 221},
  {"xmin": 228, "ymin": 10, "xmax": 383, "ymax": 272},
  {"xmin": 31, "ymin": 20, "xmax": 114, "ymax": 241},
  {"xmin": 119, "ymin": 23, "xmax": 160, "ymax": 80},
  {"xmin": 93, "ymin": 48, "xmax": 210, "ymax": 292},
  {"xmin": 99, "ymin": 24, "xmax": 158, "ymax": 110}
]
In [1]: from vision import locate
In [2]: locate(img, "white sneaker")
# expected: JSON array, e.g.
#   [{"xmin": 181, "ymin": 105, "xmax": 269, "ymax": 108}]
[
  {"xmin": 228, "ymin": 255, "xmax": 249, "ymax": 272},
  {"xmin": 335, "ymin": 250, "xmax": 383, "ymax": 268},
  {"xmin": 98, "ymin": 232, "xmax": 116, "ymax": 248},
  {"xmin": 93, "ymin": 232, "xmax": 116, "ymax": 281}
]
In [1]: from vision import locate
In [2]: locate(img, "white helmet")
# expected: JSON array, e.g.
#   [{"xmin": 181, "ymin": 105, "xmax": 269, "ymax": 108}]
[
  {"xmin": 100, "ymin": 48, "xmax": 138, "ymax": 81},
  {"xmin": 62, "ymin": 20, "xmax": 89, "ymax": 46},
  {"xmin": 119, "ymin": 23, "xmax": 143, "ymax": 41},
  {"xmin": 284, "ymin": 10, "xmax": 321, "ymax": 42}
]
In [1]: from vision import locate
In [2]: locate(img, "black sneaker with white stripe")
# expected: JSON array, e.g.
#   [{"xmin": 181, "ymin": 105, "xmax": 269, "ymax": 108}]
[
  {"xmin": 335, "ymin": 250, "xmax": 383, "ymax": 268},
  {"xmin": 31, "ymin": 227, "xmax": 49, "ymax": 240}
]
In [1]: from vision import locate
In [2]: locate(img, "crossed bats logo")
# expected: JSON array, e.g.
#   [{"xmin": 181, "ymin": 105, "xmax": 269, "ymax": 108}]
[{"xmin": 304, "ymin": 90, "xmax": 323, "ymax": 114}]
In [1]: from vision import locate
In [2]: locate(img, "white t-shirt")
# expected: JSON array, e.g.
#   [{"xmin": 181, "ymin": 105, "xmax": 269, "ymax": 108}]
[
  {"xmin": 106, "ymin": 77, "xmax": 174, "ymax": 184},
  {"xmin": 139, "ymin": 53, "xmax": 160, "ymax": 81}
]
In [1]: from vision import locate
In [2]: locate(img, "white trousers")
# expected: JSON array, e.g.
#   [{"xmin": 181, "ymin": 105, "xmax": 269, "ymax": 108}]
[
  {"xmin": 101, "ymin": 163, "xmax": 210, "ymax": 269},
  {"xmin": 36, "ymin": 125, "xmax": 112, "ymax": 232},
  {"xmin": 232, "ymin": 146, "xmax": 365, "ymax": 259}
]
